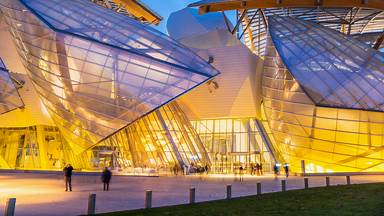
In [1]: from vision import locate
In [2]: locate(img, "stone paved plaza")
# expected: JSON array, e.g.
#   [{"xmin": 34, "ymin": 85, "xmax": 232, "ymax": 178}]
[{"xmin": 1, "ymin": 173, "xmax": 384, "ymax": 216}]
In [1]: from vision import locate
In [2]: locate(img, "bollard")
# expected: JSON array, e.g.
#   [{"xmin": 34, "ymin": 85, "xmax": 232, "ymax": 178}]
[
  {"xmin": 281, "ymin": 180, "xmax": 286, "ymax": 191},
  {"xmin": 189, "ymin": 188, "xmax": 196, "ymax": 204},
  {"xmin": 145, "ymin": 190, "xmax": 152, "ymax": 209},
  {"xmin": 226, "ymin": 184, "xmax": 232, "ymax": 199},
  {"xmin": 304, "ymin": 178, "xmax": 309, "ymax": 189},
  {"xmin": 257, "ymin": 182, "xmax": 262, "ymax": 195},
  {"xmin": 4, "ymin": 198, "xmax": 16, "ymax": 216},
  {"xmin": 87, "ymin": 194, "xmax": 96, "ymax": 215},
  {"xmin": 346, "ymin": 176, "xmax": 351, "ymax": 185},
  {"xmin": 326, "ymin": 176, "xmax": 330, "ymax": 187}
]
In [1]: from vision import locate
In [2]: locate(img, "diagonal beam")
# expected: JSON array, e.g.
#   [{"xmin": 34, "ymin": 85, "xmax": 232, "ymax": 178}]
[{"xmin": 373, "ymin": 32, "xmax": 384, "ymax": 49}]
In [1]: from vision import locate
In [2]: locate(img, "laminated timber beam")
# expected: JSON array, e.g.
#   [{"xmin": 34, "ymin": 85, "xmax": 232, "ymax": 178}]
[
  {"xmin": 190, "ymin": 0, "xmax": 384, "ymax": 14},
  {"xmin": 111, "ymin": 0, "xmax": 163, "ymax": 25}
]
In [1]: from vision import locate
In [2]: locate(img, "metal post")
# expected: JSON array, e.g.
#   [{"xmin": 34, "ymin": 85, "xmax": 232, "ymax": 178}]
[
  {"xmin": 257, "ymin": 182, "xmax": 262, "ymax": 195},
  {"xmin": 87, "ymin": 194, "xmax": 96, "ymax": 215},
  {"xmin": 346, "ymin": 176, "xmax": 351, "ymax": 185},
  {"xmin": 226, "ymin": 184, "xmax": 232, "ymax": 199},
  {"xmin": 281, "ymin": 180, "xmax": 286, "ymax": 191},
  {"xmin": 4, "ymin": 198, "xmax": 16, "ymax": 216},
  {"xmin": 145, "ymin": 190, "xmax": 152, "ymax": 209},
  {"xmin": 326, "ymin": 176, "xmax": 330, "ymax": 187},
  {"xmin": 189, "ymin": 188, "xmax": 196, "ymax": 204},
  {"xmin": 304, "ymin": 178, "xmax": 309, "ymax": 189},
  {"xmin": 301, "ymin": 160, "xmax": 305, "ymax": 176}
]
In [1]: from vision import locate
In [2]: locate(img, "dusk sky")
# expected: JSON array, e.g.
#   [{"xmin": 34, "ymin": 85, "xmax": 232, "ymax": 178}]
[{"xmin": 141, "ymin": 0, "xmax": 236, "ymax": 33}]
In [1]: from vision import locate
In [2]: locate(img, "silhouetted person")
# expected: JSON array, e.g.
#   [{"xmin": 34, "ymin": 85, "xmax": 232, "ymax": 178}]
[
  {"xmin": 101, "ymin": 167, "xmax": 112, "ymax": 191},
  {"xmin": 173, "ymin": 164, "xmax": 179, "ymax": 176},
  {"xmin": 250, "ymin": 163, "xmax": 255, "ymax": 176},
  {"xmin": 255, "ymin": 163, "xmax": 260, "ymax": 176},
  {"xmin": 204, "ymin": 164, "xmax": 209, "ymax": 175},
  {"xmin": 273, "ymin": 163, "xmax": 279, "ymax": 180},
  {"xmin": 239, "ymin": 166, "xmax": 244, "ymax": 182},
  {"xmin": 259, "ymin": 163, "xmax": 263, "ymax": 175},
  {"xmin": 63, "ymin": 164, "xmax": 74, "ymax": 192},
  {"xmin": 284, "ymin": 163, "xmax": 289, "ymax": 178}
]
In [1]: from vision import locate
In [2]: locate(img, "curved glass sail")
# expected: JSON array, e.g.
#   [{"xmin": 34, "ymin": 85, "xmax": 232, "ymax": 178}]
[
  {"xmin": 0, "ymin": 0, "xmax": 219, "ymax": 151},
  {"xmin": 21, "ymin": 0, "xmax": 217, "ymax": 77},
  {"xmin": 269, "ymin": 15, "xmax": 384, "ymax": 111},
  {"xmin": 0, "ymin": 59, "xmax": 24, "ymax": 114}
]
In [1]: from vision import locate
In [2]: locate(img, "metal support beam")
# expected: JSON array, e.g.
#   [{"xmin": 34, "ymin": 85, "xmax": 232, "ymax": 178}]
[
  {"xmin": 155, "ymin": 110, "xmax": 186, "ymax": 168},
  {"xmin": 231, "ymin": 9, "xmax": 248, "ymax": 35},
  {"xmin": 190, "ymin": 0, "xmax": 384, "ymax": 14},
  {"xmin": 373, "ymin": 32, "xmax": 384, "ymax": 49},
  {"xmin": 239, "ymin": 9, "xmax": 259, "ymax": 40}
]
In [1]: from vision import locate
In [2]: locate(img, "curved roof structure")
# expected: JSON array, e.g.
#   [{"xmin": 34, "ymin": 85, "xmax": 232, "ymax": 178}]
[
  {"xmin": 241, "ymin": 7, "xmax": 384, "ymax": 56},
  {"xmin": 0, "ymin": 59, "xmax": 24, "ymax": 115},
  {"xmin": 21, "ymin": 0, "xmax": 217, "ymax": 77},
  {"xmin": 269, "ymin": 15, "xmax": 384, "ymax": 111},
  {"xmin": 0, "ymin": 0, "xmax": 219, "ymax": 150}
]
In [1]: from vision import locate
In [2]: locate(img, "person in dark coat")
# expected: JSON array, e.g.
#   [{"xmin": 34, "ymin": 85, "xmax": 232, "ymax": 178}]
[
  {"xmin": 284, "ymin": 163, "xmax": 289, "ymax": 178},
  {"xmin": 101, "ymin": 167, "xmax": 112, "ymax": 191},
  {"xmin": 63, "ymin": 164, "xmax": 74, "ymax": 192}
]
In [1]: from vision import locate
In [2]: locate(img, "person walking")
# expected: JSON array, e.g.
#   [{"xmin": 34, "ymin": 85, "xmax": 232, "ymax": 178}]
[
  {"xmin": 239, "ymin": 165, "xmax": 244, "ymax": 182},
  {"xmin": 273, "ymin": 163, "xmax": 279, "ymax": 180},
  {"xmin": 101, "ymin": 167, "xmax": 112, "ymax": 191},
  {"xmin": 204, "ymin": 164, "xmax": 209, "ymax": 175},
  {"xmin": 63, "ymin": 164, "xmax": 74, "ymax": 192},
  {"xmin": 173, "ymin": 163, "xmax": 179, "ymax": 176},
  {"xmin": 255, "ymin": 163, "xmax": 260, "ymax": 176},
  {"xmin": 259, "ymin": 163, "xmax": 263, "ymax": 175},
  {"xmin": 284, "ymin": 163, "xmax": 289, "ymax": 178},
  {"xmin": 250, "ymin": 163, "xmax": 255, "ymax": 176}
]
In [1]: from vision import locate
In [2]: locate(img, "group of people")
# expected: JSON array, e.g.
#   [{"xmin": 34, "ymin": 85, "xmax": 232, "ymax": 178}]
[
  {"xmin": 63, "ymin": 164, "xmax": 112, "ymax": 192},
  {"xmin": 250, "ymin": 163, "xmax": 263, "ymax": 176},
  {"xmin": 172, "ymin": 163, "xmax": 210, "ymax": 176},
  {"xmin": 273, "ymin": 163, "xmax": 290, "ymax": 179}
]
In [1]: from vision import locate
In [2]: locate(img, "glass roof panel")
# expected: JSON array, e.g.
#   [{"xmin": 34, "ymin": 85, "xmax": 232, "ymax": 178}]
[
  {"xmin": 21, "ymin": 0, "xmax": 219, "ymax": 78},
  {"xmin": 269, "ymin": 15, "xmax": 384, "ymax": 111},
  {"xmin": 0, "ymin": 59, "xmax": 24, "ymax": 114}
]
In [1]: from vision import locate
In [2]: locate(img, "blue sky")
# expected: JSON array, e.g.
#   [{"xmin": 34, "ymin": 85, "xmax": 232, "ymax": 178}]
[{"xmin": 141, "ymin": 0, "xmax": 236, "ymax": 33}]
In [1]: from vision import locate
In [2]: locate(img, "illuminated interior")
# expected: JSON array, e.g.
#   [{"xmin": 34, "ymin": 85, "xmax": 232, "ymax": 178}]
[{"xmin": 0, "ymin": 0, "xmax": 382, "ymax": 174}]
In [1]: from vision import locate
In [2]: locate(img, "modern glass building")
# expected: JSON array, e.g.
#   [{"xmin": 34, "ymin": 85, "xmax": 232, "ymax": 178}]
[{"xmin": 0, "ymin": 0, "xmax": 383, "ymax": 174}]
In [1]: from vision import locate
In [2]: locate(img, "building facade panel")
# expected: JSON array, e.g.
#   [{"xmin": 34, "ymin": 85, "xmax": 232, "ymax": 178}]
[
  {"xmin": 0, "ymin": 0, "xmax": 219, "ymax": 152},
  {"xmin": 263, "ymin": 16, "xmax": 384, "ymax": 173},
  {"xmin": 0, "ymin": 59, "xmax": 24, "ymax": 114}
]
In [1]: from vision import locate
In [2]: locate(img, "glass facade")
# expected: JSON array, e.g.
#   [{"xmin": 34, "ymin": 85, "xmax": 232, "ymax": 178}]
[
  {"xmin": 269, "ymin": 15, "xmax": 384, "ymax": 111},
  {"xmin": 0, "ymin": 0, "xmax": 219, "ymax": 151},
  {"xmin": 0, "ymin": 59, "xmax": 24, "ymax": 114},
  {"xmin": 240, "ymin": 7, "xmax": 384, "ymax": 56},
  {"xmin": 0, "ymin": 0, "xmax": 382, "ymax": 174},
  {"xmin": 92, "ymin": 102, "xmax": 210, "ymax": 171},
  {"xmin": 263, "ymin": 16, "xmax": 384, "ymax": 173},
  {"xmin": 0, "ymin": 125, "xmax": 88, "ymax": 170},
  {"xmin": 191, "ymin": 118, "xmax": 275, "ymax": 173}
]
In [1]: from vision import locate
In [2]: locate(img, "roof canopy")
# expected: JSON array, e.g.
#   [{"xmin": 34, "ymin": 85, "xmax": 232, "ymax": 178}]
[{"xmin": 269, "ymin": 15, "xmax": 384, "ymax": 111}]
